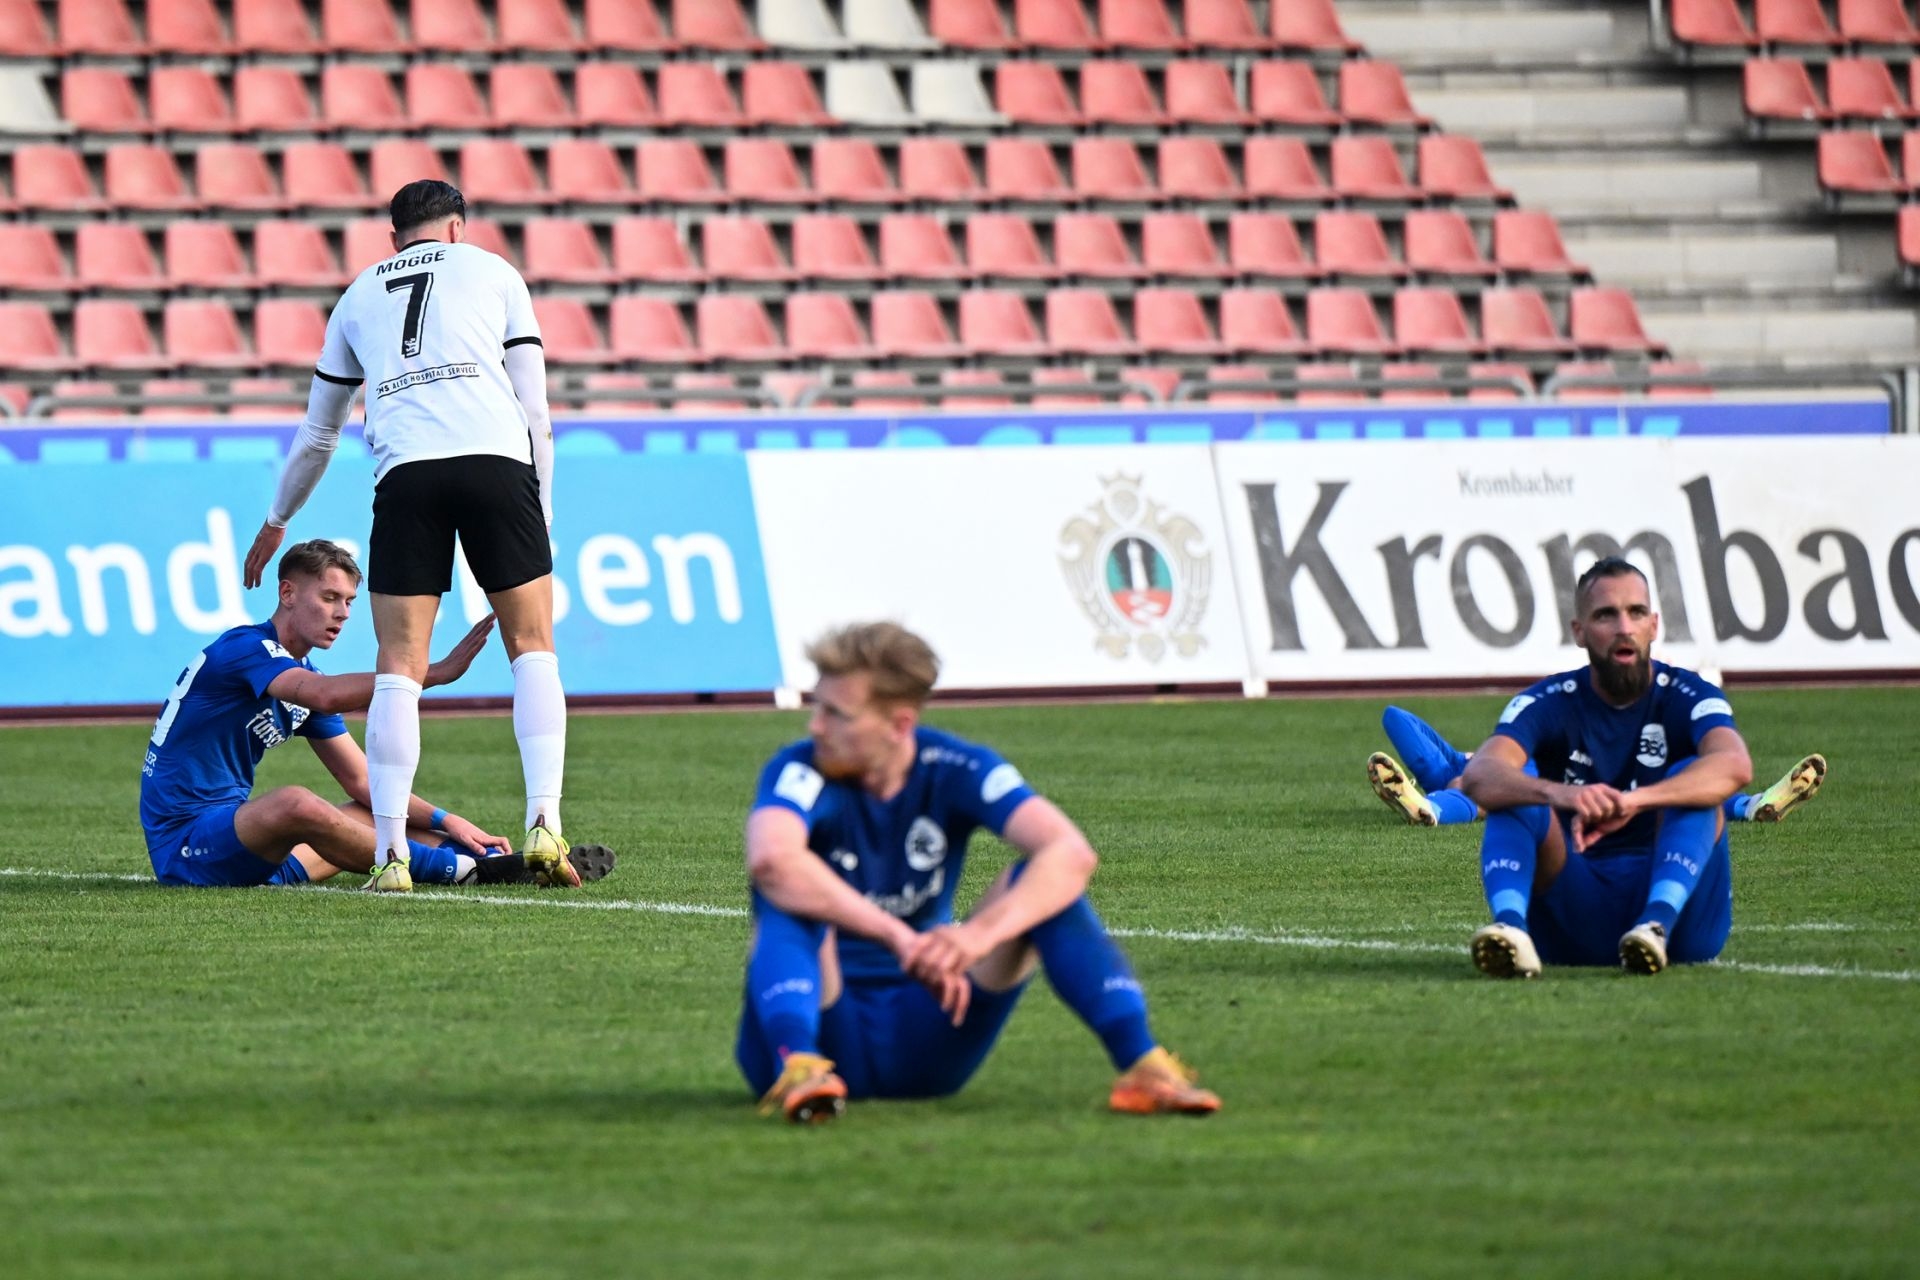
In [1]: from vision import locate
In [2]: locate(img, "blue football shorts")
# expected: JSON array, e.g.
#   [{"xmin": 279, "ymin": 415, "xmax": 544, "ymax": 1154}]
[
  {"xmin": 1529, "ymin": 827, "xmax": 1733, "ymax": 966},
  {"xmin": 146, "ymin": 805, "xmax": 296, "ymax": 887},
  {"xmin": 737, "ymin": 973, "xmax": 1029, "ymax": 1100}
]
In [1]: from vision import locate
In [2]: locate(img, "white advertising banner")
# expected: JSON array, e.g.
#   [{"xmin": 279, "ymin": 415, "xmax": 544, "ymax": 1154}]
[
  {"xmin": 747, "ymin": 447, "xmax": 1256, "ymax": 691},
  {"xmin": 1214, "ymin": 437, "xmax": 1920, "ymax": 681}
]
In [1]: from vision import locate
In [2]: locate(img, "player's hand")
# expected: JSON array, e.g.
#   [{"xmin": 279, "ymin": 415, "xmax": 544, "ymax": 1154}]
[
  {"xmin": 1570, "ymin": 808, "xmax": 1634, "ymax": 852},
  {"xmin": 1561, "ymin": 782, "xmax": 1627, "ymax": 823},
  {"xmin": 242, "ymin": 521, "xmax": 286, "ymax": 590},
  {"xmin": 895, "ymin": 927, "xmax": 975, "ymax": 1027},
  {"xmin": 424, "ymin": 614, "xmax": 497, "ymax": 688},
  {"xmin": 905, "ymin": 922, "xmax": 991, "ymax": 984},
  {"xmin": 1569, "ymin": 787, "xmax": 1638, "ymax": 852},
  {"xmin": 438, "ymin": 813, "xmax": 513, "ymax": 856}
]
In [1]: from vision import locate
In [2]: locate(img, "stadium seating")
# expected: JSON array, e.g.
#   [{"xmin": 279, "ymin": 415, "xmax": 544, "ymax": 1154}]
[
  {"xmin": 0, "ymin": 225, "xmax": 73, "ymax": 291},
  {"xmin": 76, "ymin": 223, "xmax": 165, "ymax": 290}
]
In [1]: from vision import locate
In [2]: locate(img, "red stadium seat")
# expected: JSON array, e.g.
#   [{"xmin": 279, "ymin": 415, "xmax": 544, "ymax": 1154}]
[
  {"xmin": 1417, "ymin": 135, "xmax": 1513, "ymax": 201},
  {"xmin": 1142, "ymin": 212, "xmax": 1233, "ymax": 277},
  {"xmin": 879, "ymin": 214, "xmax": 968, "ymax": 278},
  {"xmin": 1244, "ymin": 136, "xmax": 1334, "ymax": 200},
  {"xmin": 1203, "ymin": 364, "xmax": 1280, "ymax": 404},
  {"xmin": 343, "ymin": 219, "xmax": 396, "ymax": 272},
  {"xmin": 1379, "ymin": 361, "xmax": 1447, "ymax": 402},
  {"xmin": 62, "ymin": 68, "xmax": 148, "ymax": 133},
  {"xmin": 492, "ymin": 64, "xmax": 576, "ymax": 129},
  {"xmin": 1165, "ymin": 59, "xmax": 1253, "ymax": 124},
  {"xmin": 532, "ymin": 298, "xmax": 609, "ymax": 363},
  {"xmin": 810, "ymin": 138, "xmax": 898, "ymax": 204},
  {"xmin": 1828, "ymin": 57, "xmax": 1916, "ymax": 120},
  {"xmin": 986, "ymin": 138, "xmax": 1073, "ymax": 202},
  {"xmin": 1670, "ymin": 0, "xmax": 1760, "ymax": 45},
  {"xmin": 0, "ymin": 225, "xmax": 72, "ymax": 290},
  {"xmin": 844, "ymin": 370, "xmax": 921, "ymax": 412},
  {"xmin": 1480, "ymin": 287, "xmax": 1573, "ymax": 353},
  {"xmin": 872, "ymin": 290, "xmax": 967, "ymax": 357},
  {"xmin": 668, "ymin": 372, "xmax": 749, "ymax": 413},
  {"xmin": 697, "ymin": 295, "xmax": 786, "ymax": 360},
  {"xmin": 1159, "ymin": 136, "xmax": 1241, "ymax": 199},
  {"xmin": 1755, "ymin": 0, "xmax": 1843, "ymax": 43},
  {"xmin": 1900, "ymin": 203, "xmax": 1920, "ymax": 266},
  {"xmin": 140, "ymin": 378, "xmax": 219, "ymax": 419},
  {"xmin": 15, "ymin": 144, "xmax": 107, "ymax": 211},
  {"xmin": 523, "ymin": 218, "xmax": 615, "ymax": 285},
  {"xmin": 548, "ymin": 138, "xmax": 634, "ymax": 204},
  {"xmin": 0, "ymin": 0, "xmax": 57, "ymax": 55},
  {"xmin": 1744, "ymin": 57, "xmax": 1833, "ymax": 122},
  {"xmin": 900, "ymin": 138, "xmax": 982, "ymax": 201},
  {"xmin": 657, "ymin": 62, "xmax": 743, "ymax": 127},
  {"xmin": 793, "ymin": 214, "xmax": 881, "ymax": 280},
  {"xmin": 411, "ymin": 0, "xmax": 493, "ymax": 51},
  {"xmin": 58, "ymin": 0, "xmax": 142, "ymax": 54},
  {"xmin": 637, "ymin": 139, "xmax": 727, "ymax": 203},
  {"xmin": 577, "ymin": 62, "xmax": 658, "ymax": 127},
  {"xmin": 958, "ymin": 289, "xmax": 1048, "ymax": 355},
  {"xmin": 109, "ymin": 145, "xmax": 201, "ymax": 211},
  {"xmin": 1492, "ymin": 210, "xmax": 1589, "ymax": 274},
  {"xmin": 76, "ymin": 222, "xmax": 164, "ymax": 289},
  {"xmin": 1305, "ymin": 287, "xmax": 1397, "ymax": 354},
  {"xmin": 743, "ymin": 62, "xmax": 834, "ymax": 126},
  {"xmin": 406, "ymin": 64, "xmax": 486, "ymax": 130},
  {"xmin": 462, "ymin": 218, "xmax": 515, "ymax": 265},
  {"xmin": 1471, "ymin": 362, "xmax": 1541, "ymax": 404},
  {"xmin": 234, "ymin": 66, "xmax": 319, "ymax": 132},
  {"xmin": 1404, "ymin": 209, "xmax": 1498, "ymax": 277},
  {"xmin": 1055, "ymin": 211, "xmax": 1144, "ymax": 277},
  {"xmin": 724, "ymin": 139, "xmax": 812, "ymax": 203},
  {"xmin": 322, "ymin": 65, "xmax": 404, "ymax": 131},
  {"xmin": 1027, "ymin": 368, "xmax": 1105, "ymax": 408},
  {"xmin": 164, "ymin": 299, "xmax": 254, "ymax": 368},
  {"xmin": 1133, "ymin": 287, "xmax": 1223, "ymax": 354},
  {"xmin": 1219, "ymin": 287, "xmax": 1308, "ymax": 353},
  {"xmin": 612, "ymin": 216, "xmax": 705, "ymax": 283},
  {"xmin": 1393, "ymin": 287, "xmax": 1481, "ymax": 354},
  {"xmin": 609, "ymin": 296, "xmax": 702, "ymax": 364},
  {"xmin": 673, "ymin": 0, "xmax": 766, "ymax": 50},
  {"xmin": 584, "ymin": 0, "xmax": 672, "ymax": 49},
  {"xmin": 1314, "ymin": 211, "xmax": 1406, "ymax": 277},
  {"xmin": 1047, "ymin": 288, "xmax": 1138, "ymax": 355},
  {"xmin": 1838, "ymin": 0, "xmax": 1920, "ymax": 42},
  {"xmin": 1904, "ymin": 130, "xmax": 1920, "ymax": 188},
  {"xmin": 0, "ymin": 302, "xmax": 73, "ymax": 370},
  {"xmin": 150, "ymin": 0, "xmax": 232, "ymax": 53},
  {"xmin": 234, "ymin": 0, "xmax": 319, "ymax": 51},
  {"xmin": 74, "ymin": 300, "xmax": 168, "ymax": 370},
  {"xmin": 499, "ymin": 0, "xmax": 582, "ymax": 49},
  {"xmin": 48, "ymin": 380, "xmax": 122, "ymax": 420},
  {"xmin": 165, "ymin": 221, "xmax": 253, "ymax": 288},
  {"xmin": 1102, "ymin": 0, "xmax": 1189, "ymax": 47},
  {"xmin": 702, "ymin": 216, "xmax": 796, "ymax": 281},
  {"xmin": 196, "ymin": 143, "xmax": 284, "ymax": 209},
  {"xmin": 251, "ymin": 220, "xmax": 344, "ymax": 288},
  {"xmin": 1072, "ymin": 137, "xmax": 1157, "ymax": 200},
  {"xmin": 1812, "ymin": 128, "xmax": 1904, "ymax": 191},
  {"xmin": 1295, "ymin": 363, "xmax": 1368, "ymax": 404},
  {"xmin": 1569, "ymin": 288, "xmax": 1667, "ymax": 354},
  {"xmin": 940, "ymin": 368, "xmax": 1012, "ymax": 408},
  {"xmin": 1228, "ymin": 212, "xmax": 1317, "ymax": 277},
  {"xmin": 227, "ymin": 376, "xmax": 307, "ymax": 418},
  {"xmin": 255, "ymin": 299, "xmax": 329, "ymax": 365},
  {"xmin": 370, "ymin": 140, "xmax": 452, "ymax": 196},
  {"xmin": 1329, "ymin": 136, "xmax": 1422, "ymax": 201},
  {"xmin": 1016, "ymin": 0, "xmax": 1105, "ymax": 49},
  {"xmin": 996, "ymin": 61, "xmax": 1084, "ymax": 125},
  {"xmin": 151, "ymin": 67, "xmax": 235, "ymax": 134},
  {"xmin": 282, "ymin": 140, "xmax": 376, "ymax": 210},
  {"xmin": 322, "ymin": 0, "xmax": 413, "ymax": 53},
  {"xmin": 967, "ymin": 212, "xmax": 1055, "ymax": 277},
  {"xmin": 786, "ymin": 293, "xmax": 874, "ymax": 358},
  {"xmin": 1080, "ymin": 60, "xmax": 1169, "ymax": 124},
  {"xmin": 1339, "ymin": 60, "xmax": 1434, "ymax": 128},
  {"xmin": 1272, "ymin": 0, "xmax": 1360, "ymax": 51},
  {"xmin": 459, "ymin": 139, "xmax": 550, "ymax": 205},
  {"xmin": 1185, "ymin": 0, "xmax": 1274, "ymax": 47},
  {"xmin": 931, "ymin": 0, "xmax": 1017, "ymax": 47},
  {"xmin": 1250, "ymin": 60, "xmax": 1341, "ymax": 126}
]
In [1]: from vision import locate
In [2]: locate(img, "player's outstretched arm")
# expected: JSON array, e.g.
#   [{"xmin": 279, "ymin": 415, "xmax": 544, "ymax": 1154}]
[
  {"xmin": 243, "ymin": 375, "xmax": 359, "ymax": 588},
  {"xmin": 265, "ymin": 615, "xmax": 497, "ymax": 713}
]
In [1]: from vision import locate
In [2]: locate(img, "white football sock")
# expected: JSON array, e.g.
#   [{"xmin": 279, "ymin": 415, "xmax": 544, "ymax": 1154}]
[
  {"xmin": 366, "ymin": 673, "xmax": 422, "ymax": 865},
  {"xmin": 511, "ymin": 650, "xmax": 566, "ymax": 835}
]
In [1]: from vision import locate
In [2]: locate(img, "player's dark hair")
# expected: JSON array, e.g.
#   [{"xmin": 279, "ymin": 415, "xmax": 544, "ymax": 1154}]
[
  {"xmin": 278, "ymin": 539, "xmax": 363, "ymax": 586},
  {"xmin": 806, "ymin": 622, "xmax": 941, "ymax": 708},
  {"xmin": 389, "ymin": 179, "xmax": 466, "ymax": 236},
  {"xmin": 1574, "ymin": 556, "xmax": 1648, "ymax": 612}
]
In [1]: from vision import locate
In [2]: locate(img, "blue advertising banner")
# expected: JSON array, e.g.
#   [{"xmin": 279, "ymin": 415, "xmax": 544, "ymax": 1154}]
[{"xmin": 0, "ymin": 453, "xmax": 781, "ymax": 708}]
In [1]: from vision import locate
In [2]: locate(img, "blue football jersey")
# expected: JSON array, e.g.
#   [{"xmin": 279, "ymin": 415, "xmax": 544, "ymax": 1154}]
[
  {"xmin": 1492, "ymin": 660, "xmax": 1737, "ymax": 855},
  {"xmin": 751, "ymin": 725, "xmax": 1039, "ymax": 981},
  {"xmin": 139, "ymin": 620, "xmax": 349, "ymax": 834}
]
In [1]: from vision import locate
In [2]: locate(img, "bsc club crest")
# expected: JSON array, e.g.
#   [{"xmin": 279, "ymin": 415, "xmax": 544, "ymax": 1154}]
[{"xmin": 1058, "ymin": 475, "xmax": 1210, "ymax": 662}]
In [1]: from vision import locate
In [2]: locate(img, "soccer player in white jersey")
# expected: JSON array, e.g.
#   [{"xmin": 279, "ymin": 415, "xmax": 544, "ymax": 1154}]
[{"xmin": 243, "ymin": 180, "xmax": 581, "ymax": 882}]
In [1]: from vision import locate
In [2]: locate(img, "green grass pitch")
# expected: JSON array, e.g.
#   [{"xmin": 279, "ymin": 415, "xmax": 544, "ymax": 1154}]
[{"xmin": 1, "ymin": 688, "xmax": 1915, "ymax": 1279}]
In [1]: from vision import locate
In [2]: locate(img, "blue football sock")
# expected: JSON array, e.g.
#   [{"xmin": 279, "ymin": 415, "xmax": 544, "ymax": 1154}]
[
  {"xmin": 405, "ymin": 839, "xmax": 464, "ymax": 885},
  {"xmin": 1724, "ymin": 793, "xmax": 1754, "ymax": 822},
  {"xmin": 1013, "ymin": 863, "xmax": 1156, "ymax": 1071},
  {"xmin": 1480, "ymin": 805, "xmax": 1548, "ymax": 929},
  {"xmin": 1640, "ymin": 803, "xmax": 1721, "ymax": 933},
  {"xmin": 1428, "ymin": 788, "xmax": 1480, "ymax": 826},
  {"xmin": 746, "ymin": 892, "xmax": 826, "ymax": 1060},
  {"xmin": 267, "ymin": 857, "xmax": 309, "ymax": 886},
  {"xmin": 1382, "ymin": 706, "xmax": 1471, "ymax": 793}
]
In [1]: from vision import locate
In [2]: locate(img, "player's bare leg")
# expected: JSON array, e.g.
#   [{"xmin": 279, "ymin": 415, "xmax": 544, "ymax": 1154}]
[
  {"xmin": 235, "ymin": 787, "xmax": 381, "ymax": 875},
  {"xmin": 488, "ymin": 575, "xmax": 570, "ymax": 846},
  {"xmin": 367, "ymin": 593, "xmax": 441, "ymax": 874},
  {"xmin": 286, "ymin": 800, "xmax": 583, "ymax": 887}
]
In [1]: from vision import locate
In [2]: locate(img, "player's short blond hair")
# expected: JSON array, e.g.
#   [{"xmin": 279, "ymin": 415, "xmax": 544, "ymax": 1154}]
[
  {"xmin": 279, "ymin": 539, "xmax": 362, "ymax": 585},
  {"xmin": 805, "ymin": 622, "xmax": 940, "ymax": 708}
]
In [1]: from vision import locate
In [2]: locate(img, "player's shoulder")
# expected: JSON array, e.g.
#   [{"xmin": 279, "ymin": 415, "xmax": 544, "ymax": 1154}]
[
  {"xmin": 207, "ymin": 619, "xmax": 279, "ymax": 658},
  {"xmin": 916, "ymin": 726, "xmax": 1032, "ymax": 804},
  {"xmin": 758, "ymin": 739, "xmax": 832, "ymax": 812},
  {"xmin": 1495, "ymin": 667, "xmax": 1584, "ymax": 725},
  {"xmin": 1653, "ymin": 662, "xmax": 1733, "ymax": 720},
  {"xmin": 913, "ymin": 724, "xmax": 999, "ymax": 770}
]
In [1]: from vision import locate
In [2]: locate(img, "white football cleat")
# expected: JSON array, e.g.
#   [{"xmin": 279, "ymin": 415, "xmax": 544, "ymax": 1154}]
[
  {"xmin": 363, "ymin": 856, "xmax": 413, "ymax": 893},
  {"xmin": 1470, "ymin": 922, "xmax": 1541, "ymax": 979},
  {"xmin": 1749, "ymin": 754, "xmax": 1826, "ymax": 823},
  {"xmin": 1367, "ymin": 752, "xmax": 1437, "ymax": 827},
  {"xmin": 1619, "ymin": 921, "xmax": 1669, "ymax": 975}
]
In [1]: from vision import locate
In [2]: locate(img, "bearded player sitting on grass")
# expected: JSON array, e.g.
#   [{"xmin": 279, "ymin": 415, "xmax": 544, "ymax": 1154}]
[
  {"xmin": 139, "ymin": 539, "xmax": 613, "ymax": 892},
  {"xmin": 738, "ymin": 622, "xmax": 1219, "ymax": 1124}
]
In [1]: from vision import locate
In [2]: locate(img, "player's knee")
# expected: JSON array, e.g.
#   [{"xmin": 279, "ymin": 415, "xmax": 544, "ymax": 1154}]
[{"xmin": 268, "ymin": 787, "xmax": 338, "ymax": 835}]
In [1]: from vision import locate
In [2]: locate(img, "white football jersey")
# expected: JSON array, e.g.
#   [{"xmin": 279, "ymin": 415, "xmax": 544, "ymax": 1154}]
[{"xmin": 316, "ymin": 239, "xmax": 543, "ymax": 481}]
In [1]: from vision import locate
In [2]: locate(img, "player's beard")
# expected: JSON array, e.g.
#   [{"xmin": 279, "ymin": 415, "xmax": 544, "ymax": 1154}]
[{"xmin": 1591, "ymin": 644, "xmax": 1652, "ymax": 703}]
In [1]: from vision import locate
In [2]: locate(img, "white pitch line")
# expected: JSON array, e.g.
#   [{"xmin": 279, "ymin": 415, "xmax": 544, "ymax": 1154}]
[{"xmin": 3, "ymin": 868, "xmax": 1912, "ymax": 982}]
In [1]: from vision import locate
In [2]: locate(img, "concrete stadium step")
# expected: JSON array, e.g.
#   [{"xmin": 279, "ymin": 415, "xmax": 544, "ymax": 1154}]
[
  {"xmin": 1490, "ymin": 156, "xmax": 1768, "ymax": 210},
  {"xmin": 1565, "ymin": 233, "xmax": 1840, "ymax": 286},
  {"xmin": 1412, "ymin": 84, "xmax": 1692, "ymax": 134},
  {"xmin": 1644, "ymin": 306, "xmax": 1918, "ymax": 362}
]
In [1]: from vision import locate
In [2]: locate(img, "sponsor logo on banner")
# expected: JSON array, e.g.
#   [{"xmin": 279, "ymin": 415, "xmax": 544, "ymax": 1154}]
[{"xmin": 1059, "ymin": 475, "xmax": 1212, "ymax": 663}]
